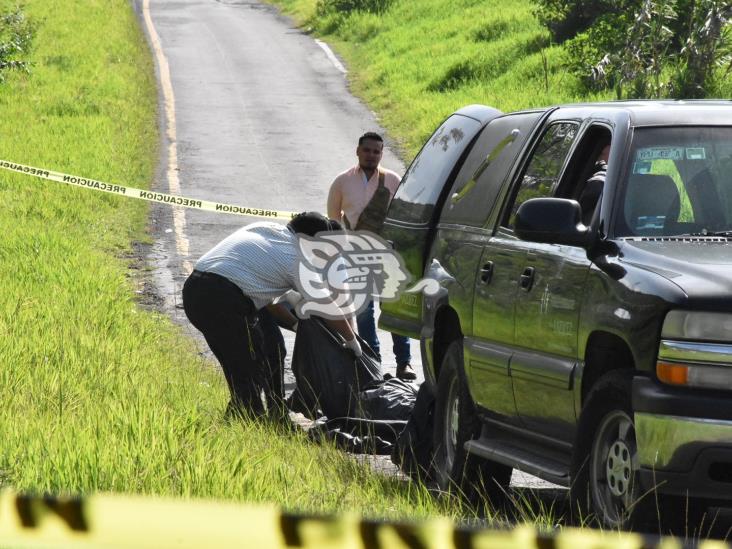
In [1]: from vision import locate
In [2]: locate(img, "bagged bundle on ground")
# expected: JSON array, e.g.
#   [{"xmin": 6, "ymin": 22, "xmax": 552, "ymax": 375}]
[
  {"xmin": 289, "ymin": 319, "xmax": 420, "ymax": 455},
  {"xmin": 288, "ymin": 318, "xmax": 381, "ymax": 420}
]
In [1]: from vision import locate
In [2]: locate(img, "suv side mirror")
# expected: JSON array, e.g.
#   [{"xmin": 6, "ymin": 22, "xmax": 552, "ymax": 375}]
[{"xmin": 515, "ymin": 198, "xmax": 591, "ymax": 247}]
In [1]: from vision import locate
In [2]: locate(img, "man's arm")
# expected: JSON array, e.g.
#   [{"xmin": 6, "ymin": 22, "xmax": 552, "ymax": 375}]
[
  {"xmin": 272, "ymin": 300, "xmax": 360, "ymax": 355},
  {"xmin": 327, "ymin": 180, "xmax": 342, "ymax": 222},
  {"xmin": 265, "ymin": 303, "xmax": 298, "ymax": 331},
  {"xmin": 324, "ymin": 317, "xmax": 362, "ymax": 357}
]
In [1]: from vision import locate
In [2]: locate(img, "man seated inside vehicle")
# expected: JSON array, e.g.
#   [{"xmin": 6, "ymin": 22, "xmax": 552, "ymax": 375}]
[{"xmin": 576, "ymin": 142, "xmax": 610, "ymax": 225}]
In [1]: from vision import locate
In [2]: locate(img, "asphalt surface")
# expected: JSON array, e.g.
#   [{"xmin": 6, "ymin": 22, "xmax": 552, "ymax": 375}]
[
  {"xmin": 135, "ymin": 0, "xmax": 420, "ymax": 380},
  {"xmin": 136, "ymin": 0, "xmax": 560, "ymax": 496}
]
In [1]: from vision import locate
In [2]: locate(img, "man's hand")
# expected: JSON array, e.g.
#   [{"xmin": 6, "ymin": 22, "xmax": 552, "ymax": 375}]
[
  {"xmin": 344, "ymin": 336, "xmax": 362, "ymax": 358},
  {"xmin": 283, "ymin": 290, "xmax": 303, "ymax": 308},
  {"xmin": 325, "ymin": 317, "xmax": 356, "ymax": 344}
]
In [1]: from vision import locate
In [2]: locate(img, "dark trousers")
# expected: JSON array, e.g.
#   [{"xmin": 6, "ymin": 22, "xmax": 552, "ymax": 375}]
[{"xmin": 182, "ymin": 270, "xmax": 285, "ymax": 416}]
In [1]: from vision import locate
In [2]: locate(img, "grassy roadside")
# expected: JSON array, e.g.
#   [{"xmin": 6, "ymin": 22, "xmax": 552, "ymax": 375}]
[
  {"xmin": 265, "ymin": 0, "xmax": 606, "ymax": 156},
  {"xmin": 0, "ymin": 0, "xmax": 458, "ymax": 520},
  {"xmin": 265, "ymin": 0, "xmax": 732, "ymax": 159}
]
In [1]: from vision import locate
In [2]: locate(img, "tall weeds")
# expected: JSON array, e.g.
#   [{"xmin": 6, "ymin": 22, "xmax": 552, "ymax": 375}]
[{"xmin": 0, "ymin": 6, "xmax": 33, "ymax": 81}]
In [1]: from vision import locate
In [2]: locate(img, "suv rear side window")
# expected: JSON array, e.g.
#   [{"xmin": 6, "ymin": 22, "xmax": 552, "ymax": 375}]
[
  {"xmin": 388, "ymin": 114, "xmax": 481, "ymax": 225},
  {"xmin": 504, "ymin": 121, "xmax": 579, "ymax": 228},
  {"xmin": 441, "ymin": 112, "xmax": 543, "ymax": 227}
]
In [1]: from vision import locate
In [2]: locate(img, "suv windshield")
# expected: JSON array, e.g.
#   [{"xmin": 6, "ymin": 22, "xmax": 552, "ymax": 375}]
[{"xmin": 615, "ymin": 126, "xmax": 732, "ymax": 237}]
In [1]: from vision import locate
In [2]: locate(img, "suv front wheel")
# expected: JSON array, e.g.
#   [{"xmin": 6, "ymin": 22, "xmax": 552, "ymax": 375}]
[
  {"xmin": 571, "ymin": 370, "xmax": 647, "ymax": 528},
  {"xmin": 433, "ymin": 340, "xmax": 511, "ymax": 505}
]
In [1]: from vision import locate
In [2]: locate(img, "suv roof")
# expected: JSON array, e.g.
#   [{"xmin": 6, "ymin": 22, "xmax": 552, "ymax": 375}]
[{"xmin": 505, "ymin": 100, "xmax": 732, "ymax": 127}]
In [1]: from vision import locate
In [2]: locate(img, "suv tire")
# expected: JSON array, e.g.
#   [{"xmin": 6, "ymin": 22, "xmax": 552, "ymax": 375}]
[
  {"xmin": 433, "ymin": 340, "xmax": 511, "ymax": 506},
  {"xmin": 570, "ymin": 370, "xmax": 648, "ymax": 529}
]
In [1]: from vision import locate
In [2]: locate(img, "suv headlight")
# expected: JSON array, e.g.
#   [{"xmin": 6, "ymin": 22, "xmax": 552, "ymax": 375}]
[
  {"xmin": 657, "ymin": 311, "xmax": 732, "ymax": 389},
  {"xmin": 662, "ymin": 310, "xmax": 732, "ymax": 341}
]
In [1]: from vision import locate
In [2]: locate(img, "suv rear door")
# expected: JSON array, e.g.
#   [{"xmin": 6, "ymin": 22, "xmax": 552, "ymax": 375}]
[
  {"xmin": 379, "ymin": 106, "xmax": 501, "ymax": 337},
  {"xmin": 444, "ymin": 111, "xmax": 545, "ymax": 418}
]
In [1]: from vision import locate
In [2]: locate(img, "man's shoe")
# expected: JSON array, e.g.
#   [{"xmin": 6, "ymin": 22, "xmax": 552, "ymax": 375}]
[{"xmin": 396, "ymin": 363, "xmax": 417, "ymax": 381}]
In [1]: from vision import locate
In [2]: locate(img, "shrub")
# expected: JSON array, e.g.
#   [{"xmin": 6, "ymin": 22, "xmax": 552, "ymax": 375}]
[
  {"xmin": 0, "ymin": 6, "xmax": 33, "ymax": 82},
  {"xmin": 541, "ymin": 0, "xmax": 731, "ymax": 99},
  {"xmin": 563, "ymin": 12, "xmax": 633, "ymax": 90},
  {"xmin": 531, "ymin": 0, "xmax": 629, "ymax": 41},
  {"xmin": 671, "ymin": 1, "xmax": 732, "ymax": 98},
  {"xmin": 607, "ymin": 0, "xmax": 677, "ymax": 98}
]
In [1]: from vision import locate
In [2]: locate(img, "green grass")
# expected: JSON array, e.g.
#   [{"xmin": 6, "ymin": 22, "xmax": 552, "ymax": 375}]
[
  {"xmin": 7, "ymin": 0, "xmax": 725, "ymax": 528},
  {"xmin": 267, "ymin": 0, "xmax": 613, "ymax": 156},
  {"xmin": 0, "ymin": 0, "xmax": 463, "ymax": 520},
  {"xmin": 266, "ymin": 0, "xmax": 732, "ymax": 158}
]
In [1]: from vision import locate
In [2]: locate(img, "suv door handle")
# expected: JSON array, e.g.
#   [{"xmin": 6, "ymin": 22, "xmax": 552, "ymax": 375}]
[
  {"xmin": 480, "ymin": 261, "xmax": 494, "ymax": 284},
  {"xmin": 519, "ymin": 266, "xmax": 535, "ymax": 291}
]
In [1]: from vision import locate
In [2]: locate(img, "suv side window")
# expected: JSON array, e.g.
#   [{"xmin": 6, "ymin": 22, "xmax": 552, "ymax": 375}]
[
  {"xmin": 441, "ymin": 112, "xmax": 543, "ymax": 227},
  {"xmin": 556, "ymin": 125, "xmax": 612, "ymax": 226},
  {"xmin": 388, "ymin": 114, "xmax": 481, "ymax": 225},
  {"xmin": 504, "ymin": 122, "xmax": 579, "ymax": 229}
]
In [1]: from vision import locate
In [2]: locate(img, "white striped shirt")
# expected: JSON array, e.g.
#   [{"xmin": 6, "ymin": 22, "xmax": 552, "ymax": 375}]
[{"xmin": 194, "ymin": 222, "xmax": 299, "ymax": 310}]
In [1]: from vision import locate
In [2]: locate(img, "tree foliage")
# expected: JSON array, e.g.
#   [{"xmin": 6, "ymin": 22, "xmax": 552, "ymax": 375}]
[
  {"xmin": 531, "ymin": 0, "xmax": 732, "ymax": 99},
  {"xmin": 672, "ymin": 1, "xmax": 732, "ymax": 97},
  {"xmin": 532, "ymin": 0, "xmax": 633, "ymax": 41},
  {"xmin": 597, "ymin": 0, "xmax": 677, "ymax": 98}
]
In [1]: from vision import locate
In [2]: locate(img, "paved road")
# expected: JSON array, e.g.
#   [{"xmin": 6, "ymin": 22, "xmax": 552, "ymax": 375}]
[
  {"xmin": 135, "ymin": 0, "xmax": 557, "ymax": 495},
  {"xmin": 134, "ymin": 0, "xmax": 421, "ymax": 379}
]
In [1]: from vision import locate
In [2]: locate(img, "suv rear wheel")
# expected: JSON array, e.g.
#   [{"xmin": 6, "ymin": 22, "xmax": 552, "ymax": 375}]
[{"xmin": 433, "ymin": 340, "xmax": 511, "ymax": 505}]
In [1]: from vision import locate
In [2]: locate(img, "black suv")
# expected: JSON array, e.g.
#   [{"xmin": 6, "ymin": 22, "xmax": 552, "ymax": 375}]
[{"xmin": 380, "ymin": 101, "xmax": 732, "ymax": 527}]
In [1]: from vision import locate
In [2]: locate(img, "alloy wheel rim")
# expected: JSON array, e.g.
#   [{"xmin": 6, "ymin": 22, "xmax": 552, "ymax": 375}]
[
  {"xmin": 590, "ymin": 409, "xmax": 638, "ymax": 527},
  {"xmin": 444, "ymin": 377, "xmax": 459, "ymax": 470},
  {"xmin": 606, "ymin": 439, "xmax": 632, "ymax": 497},
  {"xmin": 450, "ymin": 395, "xmax": 460, "ymax": 448}
]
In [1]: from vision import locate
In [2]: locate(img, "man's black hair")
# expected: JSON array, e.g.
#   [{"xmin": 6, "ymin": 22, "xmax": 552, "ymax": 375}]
[
  {"xmin": 358, "ymin": 132, "xmax": 383, "ymax": 146},
  {"xmin": 287, "ymin": 211, "xmax": 342, "ymax": 236}
]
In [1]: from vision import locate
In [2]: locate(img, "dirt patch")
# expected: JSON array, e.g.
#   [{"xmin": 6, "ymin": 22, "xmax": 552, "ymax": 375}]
[{"xmin": 124, "ymin": 239, "xmax": 166, "ymax": 312}]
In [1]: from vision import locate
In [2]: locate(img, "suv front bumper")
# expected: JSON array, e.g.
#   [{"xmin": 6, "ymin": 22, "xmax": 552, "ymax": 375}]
[{"xmin": 633, "ymin": 377, "xmax": 732, "ymax": 500}]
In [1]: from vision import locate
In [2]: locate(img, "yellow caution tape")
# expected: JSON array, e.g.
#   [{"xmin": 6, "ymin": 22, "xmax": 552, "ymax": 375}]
[
  {"xmin": 0, "ymin": 159, "xmax": 297, "ymax": 220},
  {"xmin": 0, "ymin": 490, "xmax": 724, "ymax": 549}
]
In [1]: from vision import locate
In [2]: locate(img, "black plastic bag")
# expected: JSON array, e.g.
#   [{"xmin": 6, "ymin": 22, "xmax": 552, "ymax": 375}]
[
  {"xmin": 308, "ymin": 417, "xmax": 395, "ymax": 455},
  {"xmin": 295, "ymin": 372, "xmax": 418, "ymax": 456},
  {"xmin": 326, "ymin": 416, "xmax": 407, "ymax": 441},
  {"xmin": 290, "ymin": 318, "xmax": 381, "ymax": 420},
  {"xmin": 355, "ymin": 377, "xmax": 418, "ymax": 422}
]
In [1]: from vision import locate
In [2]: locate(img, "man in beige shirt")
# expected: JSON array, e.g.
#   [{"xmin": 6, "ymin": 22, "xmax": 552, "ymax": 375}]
[{"xmin": 327, "ymin": 132, "xmax": 415, "ymax": 380}]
